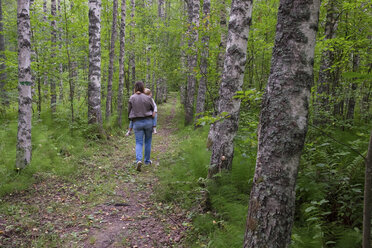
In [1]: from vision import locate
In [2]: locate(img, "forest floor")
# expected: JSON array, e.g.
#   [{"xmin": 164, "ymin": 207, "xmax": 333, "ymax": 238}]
[{"xmin": 0, "ymin": 95, "xmax": 188, "ymax": 247}]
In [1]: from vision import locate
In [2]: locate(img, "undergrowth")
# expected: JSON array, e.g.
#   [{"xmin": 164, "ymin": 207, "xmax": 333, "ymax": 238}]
[
  {"xmin": 0, "ymin": 103, "xmax": 128, "ymax": 197},
  {"xmin": 156, "ymin": 96, "xmax": 370, "ymax": 247}
]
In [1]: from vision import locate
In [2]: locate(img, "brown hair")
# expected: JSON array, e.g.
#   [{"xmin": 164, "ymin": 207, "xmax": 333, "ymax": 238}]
[
  {"xmin": 134, "ymin": 81, "xmax": 144, "ymax": 93},
  {"xmin": 144, "ymin": 88, "xmax": 151, "ymax": 96}
]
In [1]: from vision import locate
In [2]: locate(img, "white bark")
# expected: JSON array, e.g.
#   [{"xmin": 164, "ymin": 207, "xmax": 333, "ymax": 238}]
[
  {"xmin": 184, "ymin": 0, "xmax": 200, "ymax": 125},
  {"xmin": 117, "ymin": 0, "xmax": 126, "ymax": 127},
  {"xmin": 244, "ymin": 0, "xmax": 321, "ymax": 246},
  {"xmin": 207, "ymin": 0, "xmax": 253, "ymax": 177},
  {"xmin": 88, "ymin": 0, "xmax": 103, "ymax": 125},
  {"xmin": 16, "ymin": 0, "xmax": 32, "ymax": 169}
]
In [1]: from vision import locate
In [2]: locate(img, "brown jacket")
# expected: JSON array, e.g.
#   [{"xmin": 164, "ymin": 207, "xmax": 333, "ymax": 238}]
[{"xmin": 128, "ymin": 93, "xmax": 154, "ymax": 120}]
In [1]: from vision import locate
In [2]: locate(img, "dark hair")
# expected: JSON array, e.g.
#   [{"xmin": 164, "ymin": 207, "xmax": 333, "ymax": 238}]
[{"xmin": 134, "ymin": 81, "xmax": 145, "ymax": 93}]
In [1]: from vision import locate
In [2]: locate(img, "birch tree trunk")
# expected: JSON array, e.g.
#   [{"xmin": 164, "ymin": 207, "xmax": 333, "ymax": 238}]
[
  {"xmin": 244, "ymin": 0, "xmax": 320, "ymax": 246},
  {"xmin": 16, "ymin": 0, "xmax": 32, "ymax": 169},
  {"xmin": 117, "ymin": 0, "xmax": 126, "ymax": 127},
  {"xmin": 316, "ymin": 0, "xmax": 338, "ymax": 119},
  {"xmin": 207, "ymin": 0, "xmax": 253, "ymax": 177},
  {"xmin": 105, "ymin": 0, "xmax": 118, "ymax": 120},
  {"xmin": 363, "ymin": 131, "xmax": 372, "ymax": 248},
  {"xmin": 58, "ymin": 0, "xmax": 63, "ymax": 102},
  {"xmin": 50, "ymin": 0, "xmax": 57, "ymax": 113},
  {"xmin": 43, "ymin": 0, "xmax": 48, "ymax": 99},
  {"xmin": 0, "ymin": 0, "xmax": 8, "ymax": 107},
  {"xmin": 129, "ymin": 0, "xmax": 135, "ymax": 89},
  {"xmin": 184, "ymin": 0, "xmax": 200, "ymax": 125},
  {"xmin": 195, "ymin": 0, "xmax": 210, "ymax": 121},
  {"xmin": 88, "ymin": 0, "xmax": 103, "ymax": 125}
]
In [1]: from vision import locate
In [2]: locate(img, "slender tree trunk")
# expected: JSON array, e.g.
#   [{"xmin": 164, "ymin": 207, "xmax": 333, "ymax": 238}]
[
  {"xmin": 50, "ymin": 0, "xmax": 57, "ymax": 113},
  {"xmin": 16, "ymin": 0, "xmax": 32, "ymax": 169},
  {"xmin": 58, "ymin": 0, "xmax": 63, "ymax": 102},
  {"xmin": 195, "ymin": 0, "xmax": 210, "ymax": 122},
  {"xmin": 244, "ymin": 0, "xmax": 320, "ymax": 246},
  {"xmin": 316, "ymin": 0, "xmax": 339, "ymax": 120},
  {"xmin": 0, "ymin": 0, "xmax": 8, "ymax": 107},
  {"xmin": 129, "ymin": 0, "xmax": 135, "ymax": 89},
  {"xmin": 63, "ymin": 0, "xmax": 75, "ymax": 122},
  {"xmin": 217, "ymin": 0, "xmax": 227, "ymax": 76},
  {"xmin": 117, "ymin": 0, "xmax": 126, "ymax": 127},
  {"xmin": 184, "ymin": 0, "xmax": 200, "ymax": 125},
  {"xmin": 207, "ymin": 0, "xmax": 253, "ymax": 177},
  {"xmin": 105, "ymin": 0, "xmax": 118, "ymax": 120},
  {"xmin": 346, "ymin": 53, "xmax": 359, "ymax": 121},
  {"xmin": 43, "ymin": 0, "xmax": 49, "ymax": 100},
  {"xmin": 363, "ymin": 131, "xmax": 372, "ymax": 248},
  {"xmin": 88, "ymin": 0, "xmax": 103, "ymax": 125}
]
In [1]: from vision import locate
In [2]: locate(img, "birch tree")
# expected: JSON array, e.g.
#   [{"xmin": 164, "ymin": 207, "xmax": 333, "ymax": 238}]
[
  {"xmin": 244, "ymin": 0, "xmax": 321, "ymax": 246},
  {"xmin": 129, "ymin": 0, "xmax": 135, "ymax": 89},
  {"xmin": 184, "ymin": 0, "xmax": 200, "ymax": 125},
  {"xmin": 88, "ymin": 0, "xmax": 103, "ymax": 125},
  {"xmin": 16, "ymin": 0, "xmax": 32, "ymax": 169},
  {"xmin": 195, "ymin": 0, "xmax": 210, "ymax": 121},
  {"xmin": 207, "ymin": 0, "xmax": 253, "ymax": 177},
  {"xmin": 117, "ymin": 0, "xmax": 127, "ymax": 127},
  {"xmin": 105, "ymin": 0, "xmax": 118, "ymax": 120},
  {"xmin": 50, "ymin": 0, "xmax": 57, "ymax": 112}
]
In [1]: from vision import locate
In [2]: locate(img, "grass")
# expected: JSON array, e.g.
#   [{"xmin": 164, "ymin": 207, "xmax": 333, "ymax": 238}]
[{"xmin": 0, "ymin": 102, "xmax": 129, "ymax": 197}]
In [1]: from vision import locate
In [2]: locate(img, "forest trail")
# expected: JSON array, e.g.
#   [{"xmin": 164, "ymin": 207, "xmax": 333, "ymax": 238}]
[{"xmin": 0, "ymin": 94, "xmax": 187, "ymax": 247}]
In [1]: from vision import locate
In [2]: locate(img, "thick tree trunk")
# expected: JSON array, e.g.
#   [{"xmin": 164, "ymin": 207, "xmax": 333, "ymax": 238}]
[
  {"xmin": 195, "ymin": 0, "xmax": 210, "ymax": 122},
  {"xmin": 363, "ymin": 131, "xmax": 372, "ymax": 248},
  {"xmin": 105, "ymin": 0, "xmax": 118, "ymax": 120},
  {"xmin": 16, "ymin": 0, "xmax": 32, "ymax": 169},
  {"xmin": 50, "ymin": 0, "xmax": 57, "ymax": 113},
  {"xmin": 244, "ymin": 0, "xmax": 320, "ymax": 247},
  {"xmin": 117, "ymin": 0, "xmax": 126, "ymax": 127},
  {"xmin": 184, "ymin": 0, "xmax": 200, "ymax": 125},
  {"xmin": 0, "ymin": 0, "xmax": 8, "ymax": 107},
  {"xmin": 207, "ymin": 0, "xmax": 253, "ymax": 177},
  {"xmin": 88, "ymin": 0, "xmax": 103, "ymax": 125}
]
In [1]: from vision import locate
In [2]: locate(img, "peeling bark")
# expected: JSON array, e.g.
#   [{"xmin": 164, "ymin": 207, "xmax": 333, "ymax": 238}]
[
  {"xmin": 16, "ymin": 0, "xmax": 32, "ymax": 169},
  {"xmin": 207, "ymin": 0, "xmax": 253, "ymax": 177},
  {"xmin": 244, "ymin": 0, "xmax": 320, "ymax": 246},
  {"xmin": 88, "ymin": 0, "xmax": 103, "ymax": 125}
]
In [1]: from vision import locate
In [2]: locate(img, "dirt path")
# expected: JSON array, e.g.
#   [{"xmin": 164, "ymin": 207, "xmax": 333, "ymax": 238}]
[{"xmin": 0, "ymin": 96, "xmax": 186, "ymax": 247}]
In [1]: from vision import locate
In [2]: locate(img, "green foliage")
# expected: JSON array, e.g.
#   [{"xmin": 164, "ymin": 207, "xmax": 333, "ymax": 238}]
[{"xmin": 0, "ymin": 104, "xmax": 97, "ymax": 197}]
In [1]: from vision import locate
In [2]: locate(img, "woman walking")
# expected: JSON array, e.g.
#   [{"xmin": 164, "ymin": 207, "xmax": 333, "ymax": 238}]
[{"xmin": 128, "ymin": 81, "xmax": 155, "ymax": 171}]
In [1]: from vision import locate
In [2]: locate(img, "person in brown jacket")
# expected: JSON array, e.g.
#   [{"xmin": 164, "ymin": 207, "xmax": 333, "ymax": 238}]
[{"xmin": 128, "ymin": 81, "xmax": 155, "ymax": 171}]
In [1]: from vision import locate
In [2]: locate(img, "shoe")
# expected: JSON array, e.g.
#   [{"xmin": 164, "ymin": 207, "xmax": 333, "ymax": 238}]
[
  {"xmin": 145, "ymin": 160, "xmax": 152, "ymax": 165},
  {"xmin": 136, "ymin": 161, "xmax": 142, "ymax": 172},
  {"xmin": 125, "ymin": 131, "xmax": 131, "ymax": 136},
  {"xmin": 153, "ymin": 128, "xmax": 157, "ymax": 134}
]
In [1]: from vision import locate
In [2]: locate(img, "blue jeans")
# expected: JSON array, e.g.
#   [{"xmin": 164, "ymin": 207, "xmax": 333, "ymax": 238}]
[
  {"xmin": 133, "ymin": 118, "xmax": 153, "ymax": 164},
  {"xmin": 153, "ymin": 113, "xmax": 157, "ymax": 127}
]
